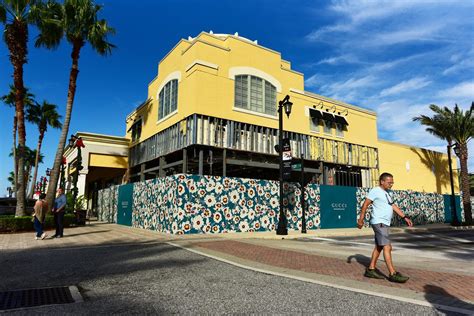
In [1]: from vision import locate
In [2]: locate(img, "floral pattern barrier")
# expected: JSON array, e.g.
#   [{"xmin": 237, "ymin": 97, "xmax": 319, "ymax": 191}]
[
  {"xmin": 356, "ymin": 188, "xmax": 445, "ymax": 227},
  {"xmin": 131, "ymin": 174, "xmax": 321, "ymax": 234},
  {"xmin": 97, "ymin": 185, "xmax": 118, "ymax": 223},
  {"xmin": 97, "ymin": 174, "xmax": 453, "ymax": 234}
]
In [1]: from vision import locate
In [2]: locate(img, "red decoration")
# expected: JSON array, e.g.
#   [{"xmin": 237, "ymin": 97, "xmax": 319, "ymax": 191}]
[{"xmin": 75, "ymin": 138, "xmax": 85, "ymax": 148}]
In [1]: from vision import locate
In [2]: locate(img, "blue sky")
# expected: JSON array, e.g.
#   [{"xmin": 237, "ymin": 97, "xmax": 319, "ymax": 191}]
[{"xmin": 1, "ymin": 0, "xmax": 473, "ymax": 196}]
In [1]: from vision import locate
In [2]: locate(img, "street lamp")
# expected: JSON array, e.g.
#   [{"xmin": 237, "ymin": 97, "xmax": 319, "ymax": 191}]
[
  {"xmin": 277, "ymin": 95, "xmax": 293, "ymax": 235},
  {"xmin": 69, "ymin": 135, "xmax": 85, "ymax": 211},
  {"xmin": 447, "ymin": 143, "xmax": 460, "ymax": 226}
]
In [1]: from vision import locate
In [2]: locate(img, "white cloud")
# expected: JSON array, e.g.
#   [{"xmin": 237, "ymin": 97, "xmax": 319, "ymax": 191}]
[
  {"xmin": 438, "ymin": 82, "xmax": 474, "ymax": 100},
  {"xmin": 379, "ymin": 77, "xmax": 432, "ymax": 97}
]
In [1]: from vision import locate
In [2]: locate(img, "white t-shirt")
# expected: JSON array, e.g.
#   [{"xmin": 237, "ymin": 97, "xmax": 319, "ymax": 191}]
[{"xmin": 367, "ymin": 186, "xmax": 394, "ymax": 226}]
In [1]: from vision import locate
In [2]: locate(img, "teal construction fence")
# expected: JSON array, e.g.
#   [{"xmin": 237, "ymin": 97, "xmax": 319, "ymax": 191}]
[{"xmin": 97, "ymin": 174, "xmax": 462, "ymax": 234}]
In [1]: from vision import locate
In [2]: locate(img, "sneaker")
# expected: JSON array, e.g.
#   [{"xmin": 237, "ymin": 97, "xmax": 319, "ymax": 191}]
[
  {"xmin": 35, "ymin": 237, "xmax": 39, "ymax": 240},
  {"xmin": 41, "ymin": 233, "xmax": 47, "ymax": 240},
  {"xmin": 364, "ymin": 268, "xmax": 385, "ymax": 279},
  {"xmin": 55, "ymin": 235, "xmax": 61, "ymax": 238},
  {"xmin": 388, "ymin": 272, "xmax": 409, "ymax": 283}
]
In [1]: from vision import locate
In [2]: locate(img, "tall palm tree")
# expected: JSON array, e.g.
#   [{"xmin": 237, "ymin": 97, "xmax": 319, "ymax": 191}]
[
  {"xmin": 26, "ymin": 100, "xmax": 62, "ymax": 198},
  {"xmin": 0, "ymin": 0, "xmax": 38, "ymax": 216},
  {"xmin": 33, "ymin": 0, "xmax": 115, "ymax": 209},
  {"xmin": 1, "ymin": 85, "xmax": 35, "ymax": 198},
  {"xmin": 413, "ymin": 103, "xmax": 473, "ymax": 224}
]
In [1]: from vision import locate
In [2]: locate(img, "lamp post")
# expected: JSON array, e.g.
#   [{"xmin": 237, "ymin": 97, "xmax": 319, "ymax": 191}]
[
  {"xmin": 277, "ymin": 95, "xmax": 293, "ymax": 235},
  {"xmin": 447, "ymin": 143, "xmax": 460, "ymax": 226},
  {"xmin": 60, "ymin": 157, "xmax": 66, "ymax": 189},
  {"xmin": 69, "ymin": 135, "xmax": 85, "ymax": 211}
]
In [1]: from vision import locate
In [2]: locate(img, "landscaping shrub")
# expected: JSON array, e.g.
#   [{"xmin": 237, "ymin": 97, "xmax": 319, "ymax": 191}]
[{"xmin": 0, "ymin": 214, "xmax": 75, "ymax": 233}]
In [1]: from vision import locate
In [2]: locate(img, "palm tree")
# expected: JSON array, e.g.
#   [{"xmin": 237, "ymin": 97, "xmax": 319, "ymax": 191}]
[
  {"xmin": 33, "ymin": 0, "xmax": 115, "ymax": 210},
  {"xmin": 10, "ymin": 145, "xmax": 43, "ymax": 193},
  {"xmin": 413, "ymin": 103, "xmax": 473, "ymax": 224},
  {"xmin": 1, "ymin": 85, "xmax": 35, "ymax": 198},
  {"xmin": 26, "ymin": 100, "xmax": 62, "ymax": 198},
  {"xmin": 24, "ymin": 147, "xmax": 44, "ymax": 191},
  {"xmin": 0, "ymin": 0, "xmax": 38, "ymax": 216}
]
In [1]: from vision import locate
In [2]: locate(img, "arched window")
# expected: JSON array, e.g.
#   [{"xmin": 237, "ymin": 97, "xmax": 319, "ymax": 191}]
[
  {"xmin": 234, "ymin": 75, "xmax": 276, "ymax": 116},
  {"xmin": 158, "ymin": 79, "xmax": 178, "ymax": 120}
]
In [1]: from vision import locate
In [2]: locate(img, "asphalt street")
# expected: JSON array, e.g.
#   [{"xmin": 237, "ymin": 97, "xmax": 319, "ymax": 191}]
[{"xmin": 0, "ymin": 239, "xmax": 458, "ymax": 315}]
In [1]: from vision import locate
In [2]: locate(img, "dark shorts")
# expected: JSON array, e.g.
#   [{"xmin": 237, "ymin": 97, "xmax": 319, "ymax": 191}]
[{"xmin": 371, "ymin": 223, "xmax": 391, "ymax": 246}]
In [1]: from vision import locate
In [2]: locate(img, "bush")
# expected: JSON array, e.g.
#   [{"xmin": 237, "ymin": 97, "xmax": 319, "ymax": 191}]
[{"xmin": 0, "ymin": 214, "xmax": 75, "ymax": 233}]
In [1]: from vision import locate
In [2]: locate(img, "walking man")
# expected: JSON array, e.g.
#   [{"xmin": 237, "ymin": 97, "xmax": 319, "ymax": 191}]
[
  {"xmin": 357, "ymin": 172, "xmax": 413, "ymax": 283},
  {"xmin": 52, "ymin": 188, "xmax": 67, "ymax": 238}
]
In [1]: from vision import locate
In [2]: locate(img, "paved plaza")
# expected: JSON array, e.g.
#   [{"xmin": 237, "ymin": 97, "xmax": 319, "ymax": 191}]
[{"xmin": 0, "ymin": 222, "xmax": 473, "ymax": 314}]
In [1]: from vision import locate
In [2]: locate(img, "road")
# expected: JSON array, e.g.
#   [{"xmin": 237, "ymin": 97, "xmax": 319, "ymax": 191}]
[{"xmin": 1, "ymin": 226, "xmax": 463, "ymax": 314}]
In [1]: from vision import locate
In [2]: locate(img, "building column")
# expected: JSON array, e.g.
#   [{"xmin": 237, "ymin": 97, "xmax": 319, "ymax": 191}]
[
  {"xmin": 198, "ymin": 149, "xmax": 204, "ymax": 175},
  {"xmin": 140, "ymin": 164, "xmax": 145, "ymax": 181},
  {"xmin": 182, "ymin": 148, "xmax": 188, "ymax": 174}
]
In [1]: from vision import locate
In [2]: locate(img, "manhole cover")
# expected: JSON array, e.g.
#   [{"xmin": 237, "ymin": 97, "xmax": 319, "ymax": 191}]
[{"xmin": 0, "ymin": 286, "xmax": 81, "ymax": 311}]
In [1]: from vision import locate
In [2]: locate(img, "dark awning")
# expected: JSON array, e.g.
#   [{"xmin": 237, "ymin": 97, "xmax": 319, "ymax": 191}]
[
  {"xmin": 322, "ymin": 112, "xmax": 335, "ymax": 122},
  {"xmin": 334, "ymin": 115, "xmax": 349, "ymax": 126},
  {"xmin": 309, "ymin": 109, "xmax": 323, "ymax": 119}
]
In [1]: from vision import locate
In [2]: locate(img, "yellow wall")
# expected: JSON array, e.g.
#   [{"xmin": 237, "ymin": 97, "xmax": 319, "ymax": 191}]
[
  {"xmin": 89, "ymin": 153, "xmax": 128, "ymax": 169},
  {"xmin": 378, "ymin": 140, "xmax": 459, "ymax": 194},
  {"xmin": 126, "ymin": 32, "xmax": 378, "ymax": 149}
]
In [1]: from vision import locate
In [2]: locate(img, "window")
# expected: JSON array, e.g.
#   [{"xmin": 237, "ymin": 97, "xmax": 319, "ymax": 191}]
[
  {"xmin": 234, "ymin": 75, "xmax": 276, "ymax": 115},
  {"xmin": 309, "ymin": 109, "xmax": 323, "ymax": 133},
  {"xmin": 310, "ymin": 117, "xmax": 320, "ymax": 132},
  {"xmin": 336, "ymin": 123, "xmax": 344, "ymax": 137},
  {"xmin": 323, "ymin": 120, "xmax": 333, "ymax": 135},
  {"xmin": 130, "ymin": 120, "xmax": 142, "ymax": 142},
  {"xmin": 158, "ymin": 79, "xmax": 178, "ymax": 120}
]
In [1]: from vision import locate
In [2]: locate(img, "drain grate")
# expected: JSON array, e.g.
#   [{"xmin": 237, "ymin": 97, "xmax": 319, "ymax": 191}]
[{"xmin": 0, "ymin": 286, "xmax": 75, "ymax": 310}]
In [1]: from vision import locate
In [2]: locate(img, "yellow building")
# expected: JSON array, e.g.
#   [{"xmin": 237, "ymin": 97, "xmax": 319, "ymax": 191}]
[
  {"xmin": 125, "ymin": 31, "xmax": 458, "ymax": 194},
  {"xmin": 64, "ymin": 132, "xmax": 129, "ymax": 211}
]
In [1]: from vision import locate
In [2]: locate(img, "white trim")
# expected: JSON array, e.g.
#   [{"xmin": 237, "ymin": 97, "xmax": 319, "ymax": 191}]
[
  {"xmin": 157, "ymin": 71, "xmax": 181, "ymax": 93},
  {"xmin": 156, "ymin": 110, "xmax": 178, "ymax": 125},
  {"xmin": 229, "ymin": 66, "xmax": 282, "ymax": 92},
  {"xmin": 185, "ymin": 59, "xmax": 219, "ymax": 72},
  {"xmin": 289, "ymin": 88, "xmax": 376, "ymax": 116},
  {"xmin": 233, "ymin": 107, "xmax": 278, "ymax": 120}
]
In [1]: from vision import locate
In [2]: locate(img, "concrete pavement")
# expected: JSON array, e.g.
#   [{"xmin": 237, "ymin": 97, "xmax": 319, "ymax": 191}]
[{"xmin": 1, "ymin": 222, "xmax": 473, "ymax": 314}]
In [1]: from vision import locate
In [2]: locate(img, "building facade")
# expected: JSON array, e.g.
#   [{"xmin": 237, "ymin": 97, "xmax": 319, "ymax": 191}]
[
  {"xmin": 124, "ymin": 31, "xmax": 458, "ymax": 194},
  {"xmin": 64, "ymin": 132, "xmax": 129, "ymax": 211}
]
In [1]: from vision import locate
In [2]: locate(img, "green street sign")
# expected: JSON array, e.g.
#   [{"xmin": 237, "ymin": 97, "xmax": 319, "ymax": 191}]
[{"xmin": 292, "ymin": 163, "xmax": 301, "ymax": 170}]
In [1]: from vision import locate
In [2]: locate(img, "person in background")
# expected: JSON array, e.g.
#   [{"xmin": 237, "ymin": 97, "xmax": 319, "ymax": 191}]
[
  {"xmin": 32, "ymin": 193, "xmax": 48, "ymax": 240},
  {"xmin": 357, "ymin": 172, "xmax": 413, "ymax": 283},
  {"xmin": 52, "ymin": 188, "xmax": 67, "ymax": 238}
]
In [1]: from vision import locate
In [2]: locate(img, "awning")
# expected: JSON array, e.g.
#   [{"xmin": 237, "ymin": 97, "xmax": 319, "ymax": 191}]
[
  {"xmin": 322, "ymin": 112, "xmax": 336, "ymax": 122},
  {"xmin": 309, "ymin": 109, "xmax": 323, "ymax": 119},
  {"xmin": 334, "ymin": 115, "xmax": 349, "ymax": 126}
]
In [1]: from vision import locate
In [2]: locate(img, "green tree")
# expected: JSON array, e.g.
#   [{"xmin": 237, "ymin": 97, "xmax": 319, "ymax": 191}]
[
  {"xmin": 0, "ymin": 0, "xmax": 40, "ymax": 216},
  {"xmin": 1, "ymin": 85, "xmax": 35, "ymax": 198},
  {"xmin": 33, "ymin": 0, "xmax": 115, "ymax": 209},
  {"xmin": 413, "ymin": 103, "xmax": 473, "ymax": 224},
  {"xmin": 26, "ymin": 100, "xmax": 62, "ymax": 198}
]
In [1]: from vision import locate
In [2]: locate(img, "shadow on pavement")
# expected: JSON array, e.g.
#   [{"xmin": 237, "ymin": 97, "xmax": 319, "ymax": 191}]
[
  {"xmin": 0, "ymin": 241, "xmax": 205, "ymax": 292},
  {"xmin": 59, "ymin": 230, "xmax": 111, "ymax": 237},
  {"xmin": 424, "ymin": 284, "xmax": 474, "ymax": 315}
]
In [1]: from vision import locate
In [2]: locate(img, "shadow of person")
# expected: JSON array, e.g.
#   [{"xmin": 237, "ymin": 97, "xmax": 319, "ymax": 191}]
[
  {"xmin": 424, "ymin": 284, "xmax": 474, "ymax": 315},
  {"xmin": 347, "ymin": 254, "xmax": 389, "ymax": 278}
]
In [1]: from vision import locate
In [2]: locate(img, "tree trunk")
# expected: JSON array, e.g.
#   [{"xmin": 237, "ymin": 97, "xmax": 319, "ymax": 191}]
[
  {"xmin": 458, "ymin": 143, "xmax": 472, "ymax": 224},
  {"xmin": 12, "ymin": 115, "xmax": 17, "ymax": 197},
  {"xmin": 46, "ymin": 41, "xmax": 83, "ymax": 211},
  {"xmin": 6, "ymin": 21, "xmax": 28, "ymax": 217},
  {"xmin": 29, "ymin": 130, "xmax": 45, "ymax": 198}
]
